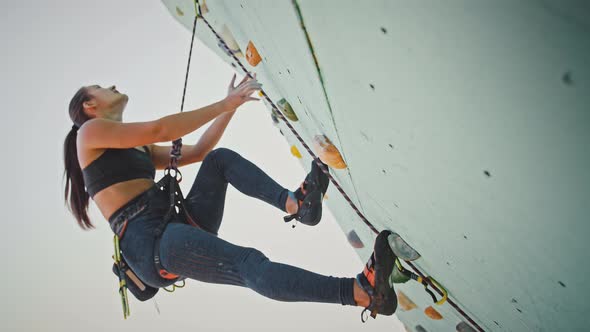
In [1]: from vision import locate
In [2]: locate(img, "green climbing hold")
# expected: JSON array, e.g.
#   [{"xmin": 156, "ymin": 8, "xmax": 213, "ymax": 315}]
[
  {"xmin": 277, "ymin": 98, "xmax": 298, "ymax": 121},
  {"xmin": 389, "ymin": 259, "xmax": 410, "ymax": 284}
]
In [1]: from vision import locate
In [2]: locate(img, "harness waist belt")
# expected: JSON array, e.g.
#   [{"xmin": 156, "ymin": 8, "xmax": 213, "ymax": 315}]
[{"xmin": 108, "ymin": 185, "xmax": 159, "ymax": 238}]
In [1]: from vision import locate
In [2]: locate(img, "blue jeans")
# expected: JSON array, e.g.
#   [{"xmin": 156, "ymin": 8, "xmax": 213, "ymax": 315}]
[{"xmin": 112, "ymin": 148, "xmax": 356, "ymax": 306}]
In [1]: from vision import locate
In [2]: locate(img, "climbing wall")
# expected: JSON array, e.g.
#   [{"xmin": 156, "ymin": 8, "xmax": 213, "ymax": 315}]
[{"xmin": 162, "ymin": 1, "xmax": 590, "ymax": 331}]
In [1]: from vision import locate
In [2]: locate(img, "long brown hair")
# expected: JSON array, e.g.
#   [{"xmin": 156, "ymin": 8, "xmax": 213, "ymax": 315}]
[{"xmin": 63, "ymin": 87, "xmax": 93, "ymax": 229}]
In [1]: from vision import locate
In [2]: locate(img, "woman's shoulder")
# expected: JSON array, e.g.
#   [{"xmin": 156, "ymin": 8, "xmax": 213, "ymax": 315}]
[
  {"xmin": 78, "ymin": 145, "xmax": 107, "ymax": 170},
  {"xmin": 78, "ymin": 118, "xmax": 162, "ymax": 152}
]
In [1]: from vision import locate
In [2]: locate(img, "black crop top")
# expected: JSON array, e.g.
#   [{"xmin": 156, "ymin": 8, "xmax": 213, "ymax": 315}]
[{"xmin": 82, "ymin": 146, "xmax": 156, "ymax": 198}]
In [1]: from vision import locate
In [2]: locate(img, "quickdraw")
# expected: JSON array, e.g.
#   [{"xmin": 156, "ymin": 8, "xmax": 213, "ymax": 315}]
[
  {"xmin": 394, "ymin": 259, "xmax": 448, "ymax": 306},
  {"xmin": 164, "ymin": 279, "xmax": 186, "ymax": 293}
]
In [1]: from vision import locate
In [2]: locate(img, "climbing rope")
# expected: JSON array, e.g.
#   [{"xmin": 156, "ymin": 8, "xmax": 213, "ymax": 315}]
[{"xmin": 191, "ymin": 1, "xmax": 483, "ymax": 331}]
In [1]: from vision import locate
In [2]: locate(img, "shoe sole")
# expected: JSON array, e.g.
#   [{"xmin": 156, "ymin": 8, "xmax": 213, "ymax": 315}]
[
  {"xmin": 373, "ymin": 230, "xmax": 398, "ymax": 315},
  {"xmin": 298, "ymin": 190, "xmax": 322, "ymax": 226},
  {"xmin": 309, "ymin": 160, "xmax": 330, "ymax": 194}
]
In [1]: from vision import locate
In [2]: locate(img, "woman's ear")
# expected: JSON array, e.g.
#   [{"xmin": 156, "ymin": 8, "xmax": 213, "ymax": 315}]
[{"xmin": 82, "ymin": 99, "xmax": 97, "ymax": 115}]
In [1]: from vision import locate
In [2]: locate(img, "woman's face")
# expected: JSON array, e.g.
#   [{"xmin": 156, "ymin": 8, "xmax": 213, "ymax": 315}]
[{"xmin": 85, "ymin": 84, "xmax": 128, "ymax": 114}]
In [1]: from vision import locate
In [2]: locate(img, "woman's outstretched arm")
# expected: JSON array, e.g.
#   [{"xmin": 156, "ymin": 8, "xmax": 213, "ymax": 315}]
[
  {"xmin": 190, "ymin": 111, "xmax": 236, "ymax": 162},
  {"xmin": 148, "ymin": 111, "xmax": 236, "ymax": 169},
  {"xmin": 181, "ymin": 74, "xmax": 254, "ymax": 165},
  {"xmin": 156, "ymin": 74, "xmax": 259, "ymax": 143},
  {"xmin": 146, "ymin": 74, "xmax": 259, "ymax": 168}
]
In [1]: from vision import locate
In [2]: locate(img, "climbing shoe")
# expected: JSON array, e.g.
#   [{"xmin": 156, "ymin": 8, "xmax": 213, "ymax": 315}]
[
  {"xmin": 356, "ymin": 230, "xmax": 398, "ymax": 322},
  {"xmin": 283, "ymin": 159, "xmax": 330, "ymax": 226}
]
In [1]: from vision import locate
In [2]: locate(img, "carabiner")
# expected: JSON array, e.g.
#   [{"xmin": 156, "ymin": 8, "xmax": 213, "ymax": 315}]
[{"xmin": 163, "ymin": 279, "xmax": 186, "ymax": 293}]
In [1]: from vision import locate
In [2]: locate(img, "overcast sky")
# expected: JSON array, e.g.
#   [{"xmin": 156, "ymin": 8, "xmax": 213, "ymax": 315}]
[{"xmin": 0, "ymin": 1, "xmax": 403, "ymax": 331}]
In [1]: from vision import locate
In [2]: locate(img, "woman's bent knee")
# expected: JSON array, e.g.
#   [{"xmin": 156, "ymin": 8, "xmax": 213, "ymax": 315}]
[{"xmin": 203, "ymin": 147, "xmax": 239, "ymax": 165}]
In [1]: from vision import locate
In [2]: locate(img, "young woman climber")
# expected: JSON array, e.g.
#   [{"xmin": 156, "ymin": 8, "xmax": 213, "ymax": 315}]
[{"xmin": 62, "ymin": 74, "xmax": 397, "ymax": 321}]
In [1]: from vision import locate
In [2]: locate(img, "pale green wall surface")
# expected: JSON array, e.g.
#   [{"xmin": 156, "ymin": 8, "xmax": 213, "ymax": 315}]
[{"xmin": 162, "ymin": 1, "xmax": 590, "ymax": 331}]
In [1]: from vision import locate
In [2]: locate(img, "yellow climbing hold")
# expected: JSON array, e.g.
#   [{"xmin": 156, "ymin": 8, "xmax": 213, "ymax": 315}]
[
  {"xmin": 246, "ymin": 41, "xmax": 262, "ymax": 66},
  {"xmin": 290, "ymin": 145, "xmax": 302, "ymax": 159},
  {"xmin": 313, "ymin": 135, "xmax": 347, "ymax": 169},
  {"xmin": 424, "ymin": 306, "xmax": 443, "ymax": 320},
  {"xmin": 397, "ymin": 291, "xmax": 417, "ymax": 311},
  {"xmin": 277, "ymin": 99, "xmax": 298, "ymax": 121},
  {"xmin": 176, "ymin": 6, "xmax": 184, "ymax": 16},
  {"xmin": 258, "ymin": 91, "xmax": 264, "ymax": 97}
]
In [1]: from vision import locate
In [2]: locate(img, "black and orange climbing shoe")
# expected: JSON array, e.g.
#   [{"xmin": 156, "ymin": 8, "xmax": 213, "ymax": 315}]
[
  {"xmin": 283, "ymin": 159, "xmax": 330, "ymax": 226},
  {"xmin": 356, "ymin": 230, "xmax": 398, "ymax": 322}
]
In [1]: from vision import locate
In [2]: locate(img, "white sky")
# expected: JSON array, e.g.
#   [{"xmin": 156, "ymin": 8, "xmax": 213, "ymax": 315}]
[{"xmin": 0, "ymin": 1, "xmax": 403, "ymax": 331}]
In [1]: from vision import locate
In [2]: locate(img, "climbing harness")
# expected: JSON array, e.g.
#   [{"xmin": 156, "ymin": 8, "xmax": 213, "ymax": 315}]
[
  {"xmin": 112, "ymin": 8, "xmax": 201, "ymax": 319},
  {"xmin": 190, "ymin": 1, "xmax": 482, "ymax": 330}
]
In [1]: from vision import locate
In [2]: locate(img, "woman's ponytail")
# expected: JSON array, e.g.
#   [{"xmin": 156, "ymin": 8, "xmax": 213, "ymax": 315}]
[{"xmin": 63, "ymin": 87, "xmax": 93, "ymax": 229}]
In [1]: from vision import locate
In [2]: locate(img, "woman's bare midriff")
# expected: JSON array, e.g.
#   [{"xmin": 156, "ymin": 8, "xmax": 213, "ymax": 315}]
[{"xmin": 93, "ymin": 178, "xmax": 156, "ymax": 221}]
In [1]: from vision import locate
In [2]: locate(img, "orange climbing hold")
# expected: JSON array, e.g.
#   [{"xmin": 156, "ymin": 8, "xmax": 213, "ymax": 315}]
[
  {"xmin": 313, "ymin": 135, "xmax": 347, "ymax": 169},
  {"xmin": 424, "ymin": 306, "xmax": 443, "ymax": 320},
  {"xmin": 246, "ymin": 41, "xmax": 262, "ymax": 66},
  {"xmin": 290, "ymin": 145, "xmax": 302, "ymax": 159},
  {"xmin": 397, "ymin": 291, "xmax": 417, "ymax": 311}
]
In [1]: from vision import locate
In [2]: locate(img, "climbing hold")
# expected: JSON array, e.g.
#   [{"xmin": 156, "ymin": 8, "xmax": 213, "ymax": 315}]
[
  {"xmin": 388, "ymin": 231, "xmax": 420, "ymax": 261},
  {"xmin": 313, "ymin": 135, "xmax": 347, "ymax": 169},
  {"xmin": 261, "ymin": 97, "xmax": 280, "ymax": 126},
  {"xmin": 562, "ymin": 71, "xmax": 573, "ymax": 86},
  {"xmin": 415, "ymin": 325, "xmax": 427, "ymax": 332},
  {"xmin": 290, "ymin": 145, "xmax": 302, "ymax": 159},
  {"xmin": 270, "ymin": 110, "xmax": 280, "ymax": 125},
  {"xmin": 258, "ymin": 91, "xmax": 264, "ymax": 97},
  {"xmin": 200, "ymin": 0, "xmax": 209, "ymax": 14},
  {"xmin": 175, "ymin": 6, "xmax": 184, "ymax": 16},
  {"xmin": 246, "ymin": 41, "xmax": 262, "ymax": 66},
  {"xmin": 323, "ymin": 193, "xmax": 328, "ymax": 200},
  {"xmin": 389, "ymin": 260, "xmax": 410, "ymax": 284},
  {"xmin": 347, "ymin": 230, "xmax": 364, "ymax": 248},
  {"xmin": 218, "ymin": 25, "xmax": 243, "ymax": 58},
  {"xmin": 397, "ymin": 291, "xmax": 417, "ymax": 311},
  {"xmin": 456, "ymin": 321, "xmax": 476, "ymax": 332},
  {"xmin": 277, "ymin": 98, "xmax": 298, "ymax": 121},
  {"xmin": 424, "ymin": 306, "xmax": 443, "ymax": 320}
]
